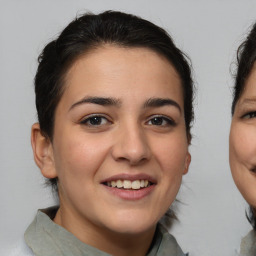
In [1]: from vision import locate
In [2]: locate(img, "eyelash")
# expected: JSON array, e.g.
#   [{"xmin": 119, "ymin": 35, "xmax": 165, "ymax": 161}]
[
  {"xmin": 79, "ymin": 114, "xmax": 176, "ymax": 127},
  {"xmin": 242, "ymin": 111, "xmax": 256, "ymax": 119},
  {"xmin": 80, "ymin": 115, "xmax": 111, "ymax": 127},
  {"xmin": 146, "ymin": 115, "xmax": 176, "ymax": 127}
]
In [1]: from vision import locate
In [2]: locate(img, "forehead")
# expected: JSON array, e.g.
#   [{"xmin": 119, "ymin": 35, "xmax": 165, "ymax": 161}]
[
  {"xmin": 61, "ymin": 45, "xmax": 183, "ymax": 107},
  {"xmin": 66, "ymin": 45, "xmax": 180, "ymax": 81}
]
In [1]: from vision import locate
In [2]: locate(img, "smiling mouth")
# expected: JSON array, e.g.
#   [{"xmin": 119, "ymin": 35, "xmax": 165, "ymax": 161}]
[{"xmin": 103, "ymin": 180, "xmax": 153, "ymax": 190}]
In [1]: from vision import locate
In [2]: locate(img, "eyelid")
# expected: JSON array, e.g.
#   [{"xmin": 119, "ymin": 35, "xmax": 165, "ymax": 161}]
[
  {"xmin": 241, "ymin": 111, "xmax": 256, "ymax": 119},
  {"xmin": 79, "ymin": 114, "xmax": 112, "ymax": 125},
  {"xmin": 146, "ymin": 114, "xmax": 176, "ymax": 126}
]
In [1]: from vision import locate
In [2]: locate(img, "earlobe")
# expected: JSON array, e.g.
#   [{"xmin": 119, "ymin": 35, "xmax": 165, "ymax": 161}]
[
  {"xmin": 31, "ymin": 123, "xmax": 57, "ymax": 179},
  {"xmin": 183, "ymin": 152, "xmax": 191, "ymax": 175}
]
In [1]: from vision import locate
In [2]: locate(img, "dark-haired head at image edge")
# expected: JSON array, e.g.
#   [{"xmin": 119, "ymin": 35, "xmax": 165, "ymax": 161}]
[
  {"xmin": 230, "ymin": 23, "xmax": 256, "ymax": 256},
  {"xmin": 10, "ymin": 10, "xmax": 194, "ymax": 256}
]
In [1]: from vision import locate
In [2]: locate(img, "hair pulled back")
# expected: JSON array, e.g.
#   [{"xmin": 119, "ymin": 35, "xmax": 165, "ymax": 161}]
[{"xmin": 34, "ymin": 10, "xmax": 194, "ymax": 190}]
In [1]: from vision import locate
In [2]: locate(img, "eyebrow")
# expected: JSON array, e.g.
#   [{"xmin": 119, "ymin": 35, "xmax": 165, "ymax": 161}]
[
  {"xmin": 69, "ymin": 96, "xmax": 121, "ymax": 111},
  {"xmin": 143, "ymin": 98, "xmax": 181, "ymax": 112},
  {"xmin": 69, "ymin": 96, "xmax": 181, "ymax": 112}
]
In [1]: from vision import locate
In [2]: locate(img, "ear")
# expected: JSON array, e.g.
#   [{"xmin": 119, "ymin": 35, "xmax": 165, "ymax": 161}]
[
  {"xmin": 183, "ymin": 152, "xmax": 191, "ymax": 175},
  {"xmin": 31, "ymin": 123, "xmax": 57, "ymax": 179}
]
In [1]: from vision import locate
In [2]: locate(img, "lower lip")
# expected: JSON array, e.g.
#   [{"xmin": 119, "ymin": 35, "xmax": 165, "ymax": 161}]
[{"xmin": 103, "ymin": 185, "xmax": 156, "ymax": 200}]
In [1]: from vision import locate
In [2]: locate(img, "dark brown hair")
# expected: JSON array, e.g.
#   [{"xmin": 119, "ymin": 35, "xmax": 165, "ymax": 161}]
[
  {"xmin": 232, "ymin": 23, "xmax": 256, "ymax": 114},
  {"xmin": 34, "ymin": 10, "xmax": 194, "ymax": 191}
]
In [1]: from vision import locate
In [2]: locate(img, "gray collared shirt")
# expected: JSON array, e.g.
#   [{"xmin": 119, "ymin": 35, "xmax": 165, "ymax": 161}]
[
  {"xmin": 239, "ymin": 229, "xmax": 256, "ymax": 256},
  {"xmin": 24, "ymin": 207, "xmax": 188, "ymax": 256}
]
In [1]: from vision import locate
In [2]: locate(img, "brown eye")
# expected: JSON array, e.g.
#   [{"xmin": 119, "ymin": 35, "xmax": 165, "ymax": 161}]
[
  {"xmin": 242, "ymin": 112, "xmax": 256, "ymax": 119},
  {"xmin": 81, "ymin": 116, "xmax": 109, "ymax": 126},
  {"xmin": 147, "ymin": 116, "xmax": 175, "ymax": 126}
]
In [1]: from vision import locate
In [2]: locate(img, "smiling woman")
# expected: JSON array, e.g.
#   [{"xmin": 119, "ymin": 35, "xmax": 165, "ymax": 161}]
[
  {"xmin": 230, "ymin": 23, "xmax": 256, "ymax": 256},
  {"xmin": 12, "ymin": 10, "xmax": 194, "ymax": 256}
]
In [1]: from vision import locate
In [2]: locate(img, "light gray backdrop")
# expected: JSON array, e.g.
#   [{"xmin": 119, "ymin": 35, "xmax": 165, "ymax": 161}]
[{"xmin": 1, "ymin": 1, "xmax": 255, "ymax": 255}]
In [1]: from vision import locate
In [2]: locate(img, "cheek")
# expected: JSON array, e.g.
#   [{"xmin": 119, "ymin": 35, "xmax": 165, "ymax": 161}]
[
  {"xmin": 153, "ymin": 137, "xmax": 187, "ymax": 209},
  {"xmin": 230, "ymin": 124, "xmax": 256, "ymax": 206},
  {"xmin": 53, "ymin": 135, "xmax": 108, "ymax": 182},
  {"xmin": 151, "ymin": 134, "xmax": 188, "ymax": 175},
  {"xmin": 236, "ymin": 170, "xmax": 256, "ymax": 208},
  {"xmin": 230, "ymin": 125, "xmax": 256, "ymax": 168}
]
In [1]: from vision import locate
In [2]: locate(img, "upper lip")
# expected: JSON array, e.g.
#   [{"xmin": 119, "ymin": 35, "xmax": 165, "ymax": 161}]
[{"xmin": 101, "ymin": 173, "xmax": 157, "ymax": 184}]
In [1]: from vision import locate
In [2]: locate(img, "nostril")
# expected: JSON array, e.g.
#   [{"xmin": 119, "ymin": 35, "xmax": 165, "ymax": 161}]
[
  {"xmin": 111, "ymin": 128, "xmax": 151, "ymax": 164},
  {"xmin": 130, "ymin": 157, "xmax": 148, "ymax": 166}
]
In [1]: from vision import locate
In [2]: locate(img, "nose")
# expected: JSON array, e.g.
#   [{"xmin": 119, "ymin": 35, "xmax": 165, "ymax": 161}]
[{"xmin": 111, "ymin": 122, "xmax": 151, "ymax": 165}]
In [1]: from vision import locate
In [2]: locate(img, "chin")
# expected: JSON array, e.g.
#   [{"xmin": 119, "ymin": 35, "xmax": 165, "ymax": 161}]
[
  {"xmin": 237, "ymin": 185, "xmax": 256, "ymax": 208},
  {"xmin": 246, "ymin": 195, "xmax": 256, "ymax": 209},
  {"xmin": 105, "ymin": 213, "xmax": 158, "ymax": 235}
]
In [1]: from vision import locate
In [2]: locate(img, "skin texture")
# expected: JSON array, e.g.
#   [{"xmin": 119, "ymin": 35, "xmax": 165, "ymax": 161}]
[
  {"xmin": 230, "ymin": 63, "xmax": 256, "ymax": 208},
  {"xmin": 31, "ymin": 45, "xmax": 191, "ymax": 256}
]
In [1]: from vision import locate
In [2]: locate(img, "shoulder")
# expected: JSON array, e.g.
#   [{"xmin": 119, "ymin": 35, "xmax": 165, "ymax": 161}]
[
  {"xmin": 152, "ymin": 224, "xmax": 188, "ymax": 256},
  {"xmin": 239, "ymin": 229, "xmax": 256, "ymax": 256},
  {"xmin": 7, "ymin": 238, "xmax": 34, "ymax": 256}
]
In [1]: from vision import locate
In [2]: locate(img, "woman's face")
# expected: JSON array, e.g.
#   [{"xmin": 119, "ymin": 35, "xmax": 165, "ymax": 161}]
[
  {"xmin": 39, "ymin": 46, "xmax": 190, "ymax": 237},
  {"xmin": 230, "ymin": 64, "xmax": 256, "ymax": 207}
]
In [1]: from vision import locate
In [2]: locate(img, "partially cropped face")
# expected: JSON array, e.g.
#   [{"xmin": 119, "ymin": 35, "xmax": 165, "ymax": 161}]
[
  {"xmin": 230, "ymin": 63, "xmax": 256, "ymax": 207},
  {"xmin": 40, "ymin": 45, "xmax": 190, "ymax": 238}
]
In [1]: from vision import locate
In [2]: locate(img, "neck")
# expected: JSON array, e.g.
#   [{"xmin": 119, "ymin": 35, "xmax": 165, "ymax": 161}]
[{"xmin": 54, "ymin": 207, "xmax": 156, "ymax": 256}]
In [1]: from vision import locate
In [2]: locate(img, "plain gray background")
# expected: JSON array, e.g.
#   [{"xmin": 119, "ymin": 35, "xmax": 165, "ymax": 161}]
[{"xmin": 1, "ymin": 1, "xmax": 256, "ymax": 255}]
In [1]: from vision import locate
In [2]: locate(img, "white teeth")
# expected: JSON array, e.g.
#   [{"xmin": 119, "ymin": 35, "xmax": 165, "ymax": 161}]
[
  {"xmin": 116, "ymin": 180, "xmax": 122, "ymax": 188},
  {"xmin": 123, "ymin": 180, "xmax": 132, "ymax": 189},
  {"xmin": 132, "ymin": 180, "xmax": 140, "ymax": 190},
  {"xmin": 106, "ymin": 179, "xmax": 151, "ymax": 189},
  {"xmin": 111, "ymin": 181, "xmax": 116, "ymax": 187}
]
